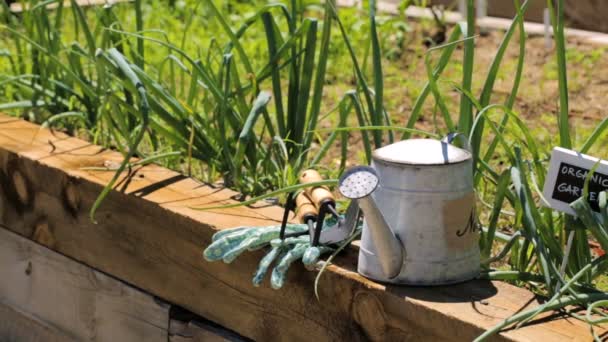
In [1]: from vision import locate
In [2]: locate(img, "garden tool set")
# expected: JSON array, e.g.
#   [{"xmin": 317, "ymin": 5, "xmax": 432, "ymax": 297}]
[
  {"xmin": 203, "ymin": 169, "xmax": 361, "ymax": 289},
  {"xmin": 204, "ymin": 137, "xmax": 480, "ymax": 288},
  {"xmin": 279, "ymin": 170, "xmax": 359, "ymax": 247}
]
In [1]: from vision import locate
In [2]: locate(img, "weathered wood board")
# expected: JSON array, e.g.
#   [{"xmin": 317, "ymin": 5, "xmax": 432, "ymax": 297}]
[
  {"xmin": 0, "ymin": 300, "xmax": 77, "ymax": 342},
  {"xmin": 335, "ymin": 0, "xmax": 608, "ymax": 46},
  {"xmin": 169, "ymin": 318, "xmax": 245, "ymax": 342},
  {"xmin": 0, "ymin": 227, "xmax": 169, "ymax": 342},
  {"xmin": 0, "ymin": 113, "xmax": 604, "ymax": 341}
]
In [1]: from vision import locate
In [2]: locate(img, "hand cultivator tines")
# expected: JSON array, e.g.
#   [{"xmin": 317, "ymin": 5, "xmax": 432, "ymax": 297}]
[
  {"xmin": 279, "ymin": 170, "xmax": 358, "ymax": 247},
  {"xmin": 278, "ymin": 192, "xmax": 309, "ymax": 240}
]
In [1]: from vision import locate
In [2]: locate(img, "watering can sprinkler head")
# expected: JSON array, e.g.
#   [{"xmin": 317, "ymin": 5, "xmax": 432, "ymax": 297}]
[{"xmin": 338, "ymin": 166, "xmax": 379, "ymax": 200}]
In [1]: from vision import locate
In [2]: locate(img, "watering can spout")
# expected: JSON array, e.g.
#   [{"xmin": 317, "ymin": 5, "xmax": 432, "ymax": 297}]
[
  {"xmin": 357, "ymin": 195, "xmax": 404, "ymax": 278},
  {"xmin": 338, "ymin": 166, "xmax": 403, "ymax": 279}
]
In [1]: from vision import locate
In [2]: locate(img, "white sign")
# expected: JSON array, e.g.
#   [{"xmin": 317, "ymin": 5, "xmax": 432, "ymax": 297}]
[{"xmin": 542, "ymin": 147, "xmax": 608, "ymax": 216}]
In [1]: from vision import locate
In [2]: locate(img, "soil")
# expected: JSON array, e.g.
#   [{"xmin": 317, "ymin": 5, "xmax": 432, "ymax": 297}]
[{"xmin": 314, "ymin": 22, "xmax": 608, "ymax": 169}]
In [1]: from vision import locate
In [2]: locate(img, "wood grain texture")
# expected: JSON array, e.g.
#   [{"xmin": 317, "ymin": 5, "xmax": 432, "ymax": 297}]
[
  {"xmin": 0, "ymin": 114, "xmax": 603, "ymax": 341},
  {"xmin": 0, "ymin": 300, "xmax": 77, "ymax": 342},
  {"xmin": 0, "ymin": 227, "xmax": 169, "ymax": 342},
  {"xmin": 169, "ymin": 318, "xmax": 244, "ymax": 342}
]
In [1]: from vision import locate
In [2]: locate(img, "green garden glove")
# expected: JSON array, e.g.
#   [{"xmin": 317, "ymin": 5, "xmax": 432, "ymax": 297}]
[
  {"xmin": 203, "ymin": 224, "xmax": 308, "ymax": 263},
  {"xmin": 253, "ymin": 236, "xmax": 333, "ymax": 289},
  {"xmin": 203, "ymin": 224, "xmax": 334, "ymax": 289}
]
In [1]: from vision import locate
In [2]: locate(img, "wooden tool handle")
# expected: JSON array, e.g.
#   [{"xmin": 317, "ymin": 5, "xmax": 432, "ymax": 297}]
[
  {"xmin": 295, "ymin": 192, "xmax": 317, "ymax": 223},
  {"xmin": 299, "ymin": 169, "xmax": 335, "ymax": 208}
]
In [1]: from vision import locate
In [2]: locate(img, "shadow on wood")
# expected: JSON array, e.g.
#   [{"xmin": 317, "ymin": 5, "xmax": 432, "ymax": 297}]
[{"xmin": 385, "ymin": 279, "xmax": 498, "ymax": 303}]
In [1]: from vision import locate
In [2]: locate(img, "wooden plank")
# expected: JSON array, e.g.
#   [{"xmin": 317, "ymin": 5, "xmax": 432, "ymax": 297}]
[
  {"xmin": 335, "ymin": 1, "xmax": 608, "ymax": 46},
  {"xmin": 0, "ymin": 113, "xmax": 603, "ymax": 341},
  {"xmin": 169, "ymin": 318, "xmax": 245, "ymax": 342},
  {"xmin": 0, "ymin": 227, "xmax": 169, "ymax": 342},
  {"xmin": 0, "ymin": 300, "xmax": 77, "ymax": 342},
  {"xmin": 168, "ymin": 305, "xmax": 248, "ymax": 342}
]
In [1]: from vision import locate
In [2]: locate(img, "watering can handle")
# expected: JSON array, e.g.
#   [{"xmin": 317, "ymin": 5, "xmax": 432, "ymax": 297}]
[{"xmin": 442, "ymin": 132, "xmax": 472, "ymax": 152}]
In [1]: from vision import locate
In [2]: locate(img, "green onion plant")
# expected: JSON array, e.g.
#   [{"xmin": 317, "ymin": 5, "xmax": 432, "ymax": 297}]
[{"xmin": 2, "ymin": 1, "xmax": 608, "ymax": 338}]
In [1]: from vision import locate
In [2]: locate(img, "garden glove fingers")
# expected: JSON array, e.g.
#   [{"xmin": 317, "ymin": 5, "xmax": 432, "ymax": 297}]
[
  {"xmin": 270, "ymin": 235, "xmax": 309, "ymax": 247},
  {"xmin": 212, "ymin": 226, "xmax": 249, "ymax": 242},
  {"xmin": 270, "ymin": 243, "xmax": 309, "ymax": 289},
  {"xmin": 204, "ymin": 227, "xmax": 262, "ymax": 262},
  {"xmin": 203, "ymin": 228, "xmax": 259, "ymax": 261},
  {"xmin": 302, "ymin": 245, "xmax": 334, "ymax": 266},
  {"xmin": 252, "ymin": 245, "xmax": 286, "ymax": 287},
  {"xmin": 255, "ymin": 236, "xmax": 310, "ymax": 287},
  {"xmin": 247, "ymin": 224, "xmax": 308, "ymax": 251},
  {"xmin": 204, "ymin": 224, "xmax": 308, "ymax": 262},
  {"xmin": 222, "ymin": 235, "xmax": 262, "ymax": 263},
  {"xmin": 223, "ymin": 228, "xmax": 295, "ymax": 263}
]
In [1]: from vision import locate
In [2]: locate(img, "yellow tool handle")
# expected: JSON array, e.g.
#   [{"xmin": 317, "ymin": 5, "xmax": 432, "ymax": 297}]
[
  {"xmin": 299, "ymin": 169, "xmax": 335, "ymax": 208},
  {"xmin": 295, "ymin": 192, "xmax": 317, "ymax": 223}
]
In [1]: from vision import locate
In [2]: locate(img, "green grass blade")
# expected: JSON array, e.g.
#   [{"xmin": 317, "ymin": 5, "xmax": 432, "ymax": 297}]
[
  {"xmin": 327, "ymin": 1, "xmax": 378, "ymax": 147},
  {"xmin": 478, "ymin": 1, "xmax": 528, "ymax": 180},
  {"xmin": 472, "ymin": 0, "xmax": 530, "ymax": 161},
  {"xmin": 313, "ymin": 125, "xmax": 439, "ymax": 138},
  {"xmin": 261, "ymin": 12, "xmax": 286, "ymax": 138},
  {"xmin": 474, "ymin": 293, "xmax": 608, "ymax": 341},
  {"xmin": 303, "ymin": 0, "xmax": 334, "ymax": 151},
  {"xmin": 2, "ymin": 24, "xmax": 96, "ymax": 98},
  {"xmin": 69, "ymin": 0, "xmax": 96, "ymax": 56},
  {"xmin": 580, "ymin": 117, "xmax": 608, "ymax": 153},
  {"xmin": 41, "ymin": 111, "xmax": 88, "ymax": 128},
  {"xmin": 203, "ymin": 0, "xmax": 254, "ymax": 77},
  {"xmin": 134, "ymin": 0, "xmax": 144, "ymax": 69},
  {"xmin": 369, "ymin": 0, "xmax": 385, "ymax": 146},
  {"xmin": 548, "ymin": 0, "xmax": 571, "ymax": 148},
  {"xmin": 505, "ymin": 0, "xmax": 527, "ymax": 110},
  {"xmin": 348, "ymin": 91, "xmax": 373, "ymax": 162},
  {"xmin": 478, "ymin": 1, "xmax": 530, "ymax": 107},
  {"xmin": 482, "ymin": 170, "xmax": 511, "ymax": 260},
  {"xmin": 291, "ymin": 18, "xmax": 318, "ymax": 156},
  {"xmin": 402, "ymin": 25, "xmax": 462, "ymax": 139},
  {"xmin": 235, "ymin": 91, "xmax": 272, "ymax": 170},
  {"xmin": 458, "ymin": 0, "xmax": 475, "ymax": 136},
  {"xmin": 90, "ymin": 48, "xmax": 149, "ymax": 222},
  {"xmin": 422, "ymin": 37, "xmax": 476, "ymax": 132},
  {"xmin": 310, "ymin": 95, "xmax": 352, "ymax": 167},
  {"xmin": 192, "ymin": 180, "xmax": 338, "ymax": 211},
  {"xmin": 0, "ymin": 100, "xmax": 48, "ymax": 110}
]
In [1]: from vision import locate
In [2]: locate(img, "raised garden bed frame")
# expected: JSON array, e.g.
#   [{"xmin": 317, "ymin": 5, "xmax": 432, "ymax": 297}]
[{"xmin": 0, "ymin": 113, "xmax": 605, "ymax": 340}]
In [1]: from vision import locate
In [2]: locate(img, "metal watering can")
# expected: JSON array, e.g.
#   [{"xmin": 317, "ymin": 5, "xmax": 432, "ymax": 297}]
[{"xmin": 338, "ymin": 138, "xmax": 479, "ymax": 285}]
